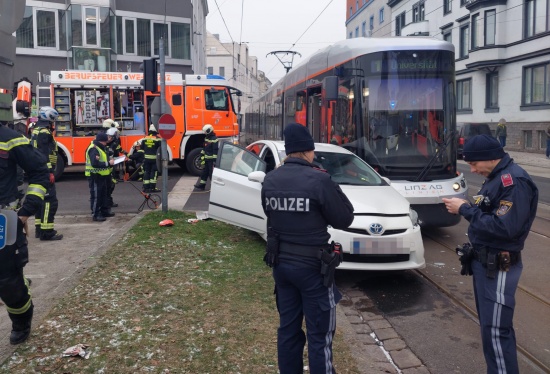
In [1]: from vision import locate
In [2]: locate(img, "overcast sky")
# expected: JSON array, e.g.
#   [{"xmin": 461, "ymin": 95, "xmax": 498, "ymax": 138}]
[{"xmin": 206, "ymin": 0, "xmax": 346, "ymax": 84}]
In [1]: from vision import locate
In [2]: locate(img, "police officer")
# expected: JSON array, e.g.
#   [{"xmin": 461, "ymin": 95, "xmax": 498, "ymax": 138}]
[
  {"xmin": 0, "ymin": 120, "xmax": 49, "ymax": 344},
  {"xmin": 88, "ymin": 133, "xmax": 115, "ymax": 221},
  {"xmin": 194, "ymin": 124, "xmax": 218, "ymax": 190},
  {"xmin": 141, "ymin": 124, "xmax": 161, "ymax": 193},
  {"xmin": 30, "ymin": 106, "xmax": 62, "ymax": 240},
  {"xmin": 443, "ymin": 134, "xmax": 538, "ymax": 374},
  {"xmin": 261, "ymin": 123, "xmax": 354, "ymax": 374}
]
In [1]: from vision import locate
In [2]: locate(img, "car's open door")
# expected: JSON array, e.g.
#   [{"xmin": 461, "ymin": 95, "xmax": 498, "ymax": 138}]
[{"xmin": 208, "ymin": 142, "xmax": 267, "ymax": 237}]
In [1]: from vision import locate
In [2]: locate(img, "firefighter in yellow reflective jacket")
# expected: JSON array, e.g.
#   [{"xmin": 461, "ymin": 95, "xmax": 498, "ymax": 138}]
[
  {"xmin": 141, "ymin": 125, "xmax": 161, "ymax": 193},
  {"xmin": 30, "ymin": 106, "xmax": 62, "ymax": 240},
  {"xmin": 194, "ymin": 124, "xmax": 218, "ymax": 190},
  {"xmin": 1, "ymin": 120, "xmax": 49, "ymax": 344}
]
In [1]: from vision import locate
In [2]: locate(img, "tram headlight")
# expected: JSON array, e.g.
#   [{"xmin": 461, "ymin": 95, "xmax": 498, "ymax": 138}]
[
  {"xmin": 409, "ymin": 208, "xmax": 419, "ymax": 226},
  {"xmin": 452, "ymin": 182, "xmax": 461, "ymax": 191}
]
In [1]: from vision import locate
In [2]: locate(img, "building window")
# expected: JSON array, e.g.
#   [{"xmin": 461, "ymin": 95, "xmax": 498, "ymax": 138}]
[
  {"xmin": 171, "ymin": 22, "xmax": 190, "ymax": 59},
  {"xmin": 355, "ymin": 26, "xmax": 359, "ymax": 37},
  {"xmin": 350, "ymin": 6, "xmax": 353, "ymax": 17},
  {"xmin": 153, "ymin": 22, "xmax": 169, "ymax": 57},
  {"xmin": 524, "ymin": 131, "xmax": 533, "ymax": 148},
  {"xmin": 123, "ymin": 18, "xmax": 136, "ymax": 55},
  {"xmin": 137, "ymin": 18, "xmax": 151, "ymax": 57},
  {"xmin": 457, "ymin": 79, "xmax": 472, "ymax": 110},
  {"xmin": 219, "ymin": 66, "xmax": 225, "ymax": 77},
  {"xmin": 362, "ymin": 21, "xmax": 367, "ymax": 36},
  {"xmin": 523, "ymin": 62, "xmax": 550, "ymax": 105},
  {"xmin": 443, "ymin": 28, "xmax": 452, "ymax": 43},
  {"xmin": 459, "ymin": 24, "xmax": 469, "ymax": 58},
  {"xmin": 486, "ymin": 72, "xmax": 499, "ymax": 108},
  {"xmin": 379, "ymin": 8, "xmax": 384, "ymax": 23},
  {"xmin": 471, "ymin": 14, "xmax": 480, "ymax": 49},
  {"xmin": 356, "ymin": 0, "xmax": 359, "ymax": 11},
  {"xmin": 349, "ymin": 32, "xmax": 353, "ymax": 39},
  {"xmin": 525, "ymin": 0, "xmax": 549, "ymax": 37},
  {"xmin": 16, "ymin": 6, "xmax": 67, "ymax": 50},
  {"xmin": 207, "ymin": 66, "xmax": 213, "ymax": 75},
  {"xmin": 370, "ymin": 15, "xmax": 374, "ymax": 30},
  {"xmin": 396, "ymin": 12, "xmax": 406, "ymax": 36},
  {"xmin": 413, "ymin": 1, "xmax": 425, "ymax": 22},
  {"xmin": 444, "ymin": 0, "xmax": 452, "ymax": 14},
  {"xmin": 485, "ymin": 10, "xmax": 496, "ymax": 45},
  {"xmin": 16, "ymin": 7, "xmax": 34, "ymax": 48},
  {"xmin": 83, "ymin": 7, "xmax": 98, "ymax": 47}
]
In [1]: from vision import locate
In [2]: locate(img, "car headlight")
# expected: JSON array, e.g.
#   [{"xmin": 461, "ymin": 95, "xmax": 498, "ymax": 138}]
[{"xmin": 409, "ymin": 208, "xmax": 419, "ymax": 226}]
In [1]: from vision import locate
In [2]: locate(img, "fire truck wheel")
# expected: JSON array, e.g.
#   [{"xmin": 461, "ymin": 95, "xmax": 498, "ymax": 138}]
[
  {"xmin": 185, "ymin": 148, "xmax": 205, "ymax": 176},
  {"xmin": 53, "ymin": 154, "xmax": 65, "ymax": 181}
]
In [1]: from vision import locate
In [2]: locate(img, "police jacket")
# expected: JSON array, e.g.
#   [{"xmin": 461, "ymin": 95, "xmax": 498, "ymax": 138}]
[
  {"xmin": 459, "ymin": 154, "xmax": 538, "ymax": 253},
  {"xmin": 87, "ymin": 141, "xmax": 111, "ymax": 176},
  {"xmin": 30, "ymin": 119, "xmax": 58, "ymax": 172},
  {"xmin": 141, "ymin": 133, "xmax": 161, "ymax": 162},
  {"xmin": 261, "ymin": 157, "xmax": 354, "ymax": 247},
  {"xmin": 202, "ymin": 132, "xmax": 218, "ymax": 161},
  {"xmin": 0, "ymin": 125, "xmax": 49, "ymax": 217}
]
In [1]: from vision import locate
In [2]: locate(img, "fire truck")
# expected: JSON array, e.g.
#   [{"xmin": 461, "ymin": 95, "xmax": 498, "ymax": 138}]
[{"xmin": 40, "ymin": 71, "xmax": 241, "ymax": 178}]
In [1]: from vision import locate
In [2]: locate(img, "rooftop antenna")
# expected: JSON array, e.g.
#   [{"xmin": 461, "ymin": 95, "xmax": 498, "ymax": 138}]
[{"xmin": 266, "ymin": 51, "xmax": 302, "ymax": 74}]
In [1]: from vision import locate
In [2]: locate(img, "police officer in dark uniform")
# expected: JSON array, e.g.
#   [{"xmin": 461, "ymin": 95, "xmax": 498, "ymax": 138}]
[
  {"xmin": 1, "ymin": 120, "xmax": 49, "ymax": 344},
  {"xmin": 194, "ymin": 124, "xmax": 218, "ymax": 190},
  {"xmin": 261, "ymin": 123, "xmax": 355, "ymax": 374},
  {"xmin": 443, "ymin": 134, "xmax": 538, "ymax": 374},
  {"xmin": 30, "ymin": 106, "xmax": 62, "ymax": 240},
  {"xmin": 141, "ymin": 124, "xmax": 161, "ymax": 193}
]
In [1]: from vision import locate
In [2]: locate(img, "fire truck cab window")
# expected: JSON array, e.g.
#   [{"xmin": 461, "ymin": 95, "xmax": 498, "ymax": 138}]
[{"xmin": 205, "ymin": 89, "xmax": 228, "ymax": 111}]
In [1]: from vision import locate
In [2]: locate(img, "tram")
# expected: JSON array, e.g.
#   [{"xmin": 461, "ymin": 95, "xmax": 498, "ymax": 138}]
[{"xmin": 243, "ymin": 37, "xmax": 467, "ymax": 227}]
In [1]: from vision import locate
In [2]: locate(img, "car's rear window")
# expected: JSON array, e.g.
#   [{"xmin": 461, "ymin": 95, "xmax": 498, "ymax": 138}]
[{"xmin": 467, "ymin": 125, "xmax": 491, "ymax": 136}]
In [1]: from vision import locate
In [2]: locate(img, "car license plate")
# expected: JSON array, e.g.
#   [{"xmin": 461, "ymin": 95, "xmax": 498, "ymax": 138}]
[{"xmin": 351, "ymin": 237, "xmax": 409, "ymax": 255}]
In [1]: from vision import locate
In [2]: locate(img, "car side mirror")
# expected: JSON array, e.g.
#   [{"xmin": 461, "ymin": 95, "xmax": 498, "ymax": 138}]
[{"xmin": 248, "ymin": 171, "xmax": 266, "ymax": 183}]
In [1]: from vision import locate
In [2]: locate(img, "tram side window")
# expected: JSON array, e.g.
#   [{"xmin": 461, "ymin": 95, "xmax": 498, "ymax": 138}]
[{"xmin": 205, "ymin": 89, "xmax": 228, "ymax": 110}]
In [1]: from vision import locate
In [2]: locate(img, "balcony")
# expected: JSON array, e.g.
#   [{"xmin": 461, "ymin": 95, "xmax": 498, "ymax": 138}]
[
  {"xmin": 463, "ymin": 0, "xmax": 508, "ymax": 11},
  {"xmin": 401, "ymin": 20, "xmax": 429, "ymax": 37}
]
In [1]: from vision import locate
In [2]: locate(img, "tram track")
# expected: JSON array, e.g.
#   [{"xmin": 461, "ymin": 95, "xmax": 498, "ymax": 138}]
[{"xmin": 420, "ymin": 230, "xmax": 550, "ymax": 373}]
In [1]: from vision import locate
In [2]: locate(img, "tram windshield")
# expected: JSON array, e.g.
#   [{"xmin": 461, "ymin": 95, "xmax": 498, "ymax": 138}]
[{"xmin": 336, "ymin": 50, "xmax": 456, "ymax": 181}]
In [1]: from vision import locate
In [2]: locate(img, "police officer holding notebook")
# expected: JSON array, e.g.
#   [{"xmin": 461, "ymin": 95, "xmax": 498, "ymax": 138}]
[
  {"xmin": 261, "ymin": 123, "xmax": 354, "ymax": 374},
  {"xmin": 443, "ymin": 134, "xmax": 538, "ymax": 374}
]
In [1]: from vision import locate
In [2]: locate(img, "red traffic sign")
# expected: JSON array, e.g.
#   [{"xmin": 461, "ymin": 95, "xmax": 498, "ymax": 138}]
[{"xmin": 158, "ymin": 113, "xmax": 176, "ymax": 139}]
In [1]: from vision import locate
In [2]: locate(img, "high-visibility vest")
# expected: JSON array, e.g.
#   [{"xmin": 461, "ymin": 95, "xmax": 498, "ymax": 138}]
[
  {"xmin": 84, "ymin": 141, "xmax": 95, "ymax": 177},
  {"xmin": 87, "ymin": 144, "xmax": 110, "ymax": 176}
]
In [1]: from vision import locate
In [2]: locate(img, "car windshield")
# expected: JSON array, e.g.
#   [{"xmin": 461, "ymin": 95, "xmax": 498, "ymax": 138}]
[{"xmin": 313, "ymin": 151, "xmax": 384, "ymax": 186}]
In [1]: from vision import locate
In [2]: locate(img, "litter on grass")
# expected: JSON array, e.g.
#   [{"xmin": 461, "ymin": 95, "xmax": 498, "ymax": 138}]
[
  {"xmin": 188, "ymin": 211, "xmax": 209, "ymax": 224},
  {"xmin": 62, "ymin": 344, "xmax": 91, "ymax": 359}
]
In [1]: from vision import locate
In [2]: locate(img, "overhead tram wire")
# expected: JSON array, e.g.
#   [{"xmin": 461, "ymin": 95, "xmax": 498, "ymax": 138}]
[
  {"xmin": 264, "ymin": 0, "xmax": 335, "ymax": 81},
  {"xmin": 213, "ymin": 0, "xmax": 234, "ymax": 43},
  {"xmin": 239, "ymin": 0, "xmax": 245, "ymax": 45}
]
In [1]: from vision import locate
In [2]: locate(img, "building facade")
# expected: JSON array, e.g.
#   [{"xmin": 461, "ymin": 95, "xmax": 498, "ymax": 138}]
[
  {"xmin": 15, "ymin": 0, "xmax": 207, "ymax": 88},
  {"xmin": 206, "ymin": 32, "xmax": 271, "ymax": 122},
  {"xmin": 347, "ymin": 0, "xmax": 550, "ymax": 153}
]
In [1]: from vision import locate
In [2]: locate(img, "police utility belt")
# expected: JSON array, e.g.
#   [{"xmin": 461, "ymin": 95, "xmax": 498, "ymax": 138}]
[
  {"xmin": 264, "ymin": 234, "xmax": 343, "ymax": 288},
  {"xmin": 472, "ymin": 247, "xmax": 521, "ymax": 268}
]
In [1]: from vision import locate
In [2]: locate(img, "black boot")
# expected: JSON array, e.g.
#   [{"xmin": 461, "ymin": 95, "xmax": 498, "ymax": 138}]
[
  {"xmin": 9, "ymin": 304, "xmax": 33, "ymax": 345},
  {"xmin": 194, "ymin": 183, "xmax": 205, "ymax": 190},
  {"xmin": 35, "ymin": 226, "xmax": 41, "ymax": 239},
  {"xmin": 40, "ymin": 229, "xmax": 63, "ymax": 241},
  {"xmin": 93, "ymin": 215, "xmax": 106, "ymax": 222}
]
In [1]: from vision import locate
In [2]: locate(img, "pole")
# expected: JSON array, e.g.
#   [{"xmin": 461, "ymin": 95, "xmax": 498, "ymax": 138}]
[{"xmin": 160, "ymin": 36, "xmax": 168, "ymax": 212}]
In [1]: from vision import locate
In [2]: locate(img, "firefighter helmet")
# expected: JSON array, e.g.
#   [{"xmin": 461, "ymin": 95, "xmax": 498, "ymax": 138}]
[
  {"xmin": 202, "ymin": 124, "xmax": 214, "ymax": 134},
  {"xmin": 113, "ymin": 121, "xmax": 120, "ymax": 129},
  {"xmin": 106, "ymin": 127, "xmax": 117, "ymax": 136},
  {"xmin": 149, "ymin": 124, "xmax": 158, "ymax": 133},
  {"xmin": 38, "ymin": 106, "xmax": 59, "ymax": 122},
  {"xmin": 102, "ymin": 119, "xmax": 114, "ymax": 128}
]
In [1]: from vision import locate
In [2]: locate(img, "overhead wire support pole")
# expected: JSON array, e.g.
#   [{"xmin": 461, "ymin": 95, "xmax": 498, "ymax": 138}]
[{"xmin": 160, "ymin": 35, "xmax": 168, "ymax": 212}]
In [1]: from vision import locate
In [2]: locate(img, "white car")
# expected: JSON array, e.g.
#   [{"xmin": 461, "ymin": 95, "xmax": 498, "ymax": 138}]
[{"xmin": 208, "ymin": 140, "xmax": 425, "ymax": 271}]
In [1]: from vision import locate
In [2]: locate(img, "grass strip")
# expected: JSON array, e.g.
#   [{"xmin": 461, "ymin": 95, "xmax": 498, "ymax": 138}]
[{"xmin": 1, "ymin": 211, "xmax": 361, "ymax": 373}]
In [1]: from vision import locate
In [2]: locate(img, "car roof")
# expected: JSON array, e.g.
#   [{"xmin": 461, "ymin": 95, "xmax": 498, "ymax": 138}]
[{"xmin": 252, "ymin": 140, "xmax": 353, "ymax": 155}]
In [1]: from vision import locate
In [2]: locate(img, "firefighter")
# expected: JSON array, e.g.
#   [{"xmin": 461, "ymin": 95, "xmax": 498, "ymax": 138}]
[
  {"xmin": 105, "ymin": 127, "xmax": 122, "ymax": 208},
  {"xmin": 1, "ymin": 120, "xmax": 49, "ymax": 344},
  {"xmin": 126, "ymin": 140, "xmax": 145, "ymax": 181},
  {"xmin": 30, "ymin": 106, "xmax": 63, "ymax": 241},
  {"xmin": 141, "ymin": 124, "xmax": 161, "ymax": 193},
  {"xmin": 194, "ymin": 124, "xmax": 218, "ymax": 190},
  {"xmin": 88, "ymin": 132, "xmax": 115, "ymax": 221}
]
